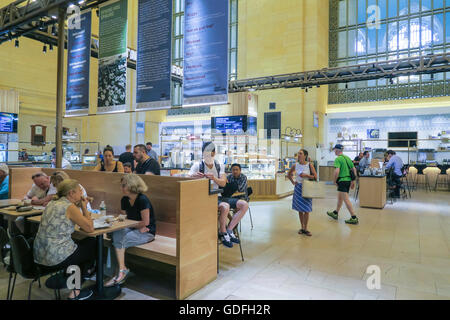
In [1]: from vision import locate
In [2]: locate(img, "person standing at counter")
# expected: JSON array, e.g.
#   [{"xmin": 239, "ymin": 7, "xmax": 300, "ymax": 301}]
[
  {"xmin": 146, "ymin": 142, "xmax": 158, "ymax": 161},
  {"xmin": 327, "ymin": 144, "xmax": 359, "ymax": 225},
  {"xmin": 287, "ymin": 149, "xmax": 317, "ymax": 236},
  {"xmin": 385, "ymin": 150, "xmax": 404, "ymax": 198},
  {"xmin": 119, "ymin": 144, "xmax": 135, "ymax": 172},
  {"xmin": 94, "ymin": 146, "xmax": 124, "ymax": 173},
  {"xmin": 353, "ymin": 152, "xmax": 364, "ymax": 166},
  {"xmin": 51, "ymin": 147, "xmax": 72, "ymax": 170},
  {"xmin": 0, "ymin": 163, "xmax": 9, "ymax": 200},
  {"xmin": 358, "ymin": 151, "xmax": 371, "ymax": 174},
  {"xmin": 189, "ymin": 142, "xmax": 236, "ymax": 248},
  {"xmin": 134, "ymin": 144, "xmax": 161, "ymax": 175}
]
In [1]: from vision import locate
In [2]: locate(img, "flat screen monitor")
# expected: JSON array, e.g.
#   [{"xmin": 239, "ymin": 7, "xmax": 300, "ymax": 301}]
[
  {"xmin": 212, "ymin": 116, "xmax": 245, "ymax": 134},
  {"xmin": 0, "ymin": 112, "xmax": 18, "ymax": 133},
  {"xmin": 388, "ymin": 132, "xmax": 417, "ymax": 148}
]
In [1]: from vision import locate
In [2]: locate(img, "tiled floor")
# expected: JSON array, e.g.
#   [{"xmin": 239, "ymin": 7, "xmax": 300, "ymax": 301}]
[{"xmin": 1, "ymin": 186, "xmax": 449, "ymax": 300}]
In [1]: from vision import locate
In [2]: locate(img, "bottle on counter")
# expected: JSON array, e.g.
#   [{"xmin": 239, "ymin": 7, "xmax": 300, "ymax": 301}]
[{"xmin": 99, "ymin": 200, "xmax": 106, "ymax": 216}]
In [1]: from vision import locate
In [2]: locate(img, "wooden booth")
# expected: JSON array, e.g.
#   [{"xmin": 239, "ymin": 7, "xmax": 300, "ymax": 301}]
[{"xmin": 9, "ymin": 167, "xmax": 218, "ymax": 300}]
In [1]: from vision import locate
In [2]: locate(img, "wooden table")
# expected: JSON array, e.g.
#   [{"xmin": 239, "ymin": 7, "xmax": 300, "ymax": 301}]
[
  {"xmin": 0, "ymin": 199, "xmax": 21, "ymax": 208},
  {"xmin": 28, "ymin": 214, "xmax": 139, "ymax": 300},
  {"xmin": 358, "ymin": 175, "xmax": 387, "ymax": 209},
  {"xmin": 0, "ymin": 206, "xmax": 44, "ymax": 234}
]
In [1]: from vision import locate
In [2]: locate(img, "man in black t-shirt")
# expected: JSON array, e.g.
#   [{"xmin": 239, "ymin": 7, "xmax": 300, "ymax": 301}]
[
  {"xmin": 119, "ymin": 144, "xmax": 135, "ymax": 171},
  {"xmin": 133, "ymin": 144, "xmax": 160, "ymax": 175}
]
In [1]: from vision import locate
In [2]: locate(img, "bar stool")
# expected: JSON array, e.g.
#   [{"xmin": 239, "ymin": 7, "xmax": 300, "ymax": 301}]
[
  {"xmin": 407, "ymin": 166, "xmax": 418, "ymax": 192},
  {"xmin": 423, "ymin": 167, "xmax": 441, "ymax": 192}
]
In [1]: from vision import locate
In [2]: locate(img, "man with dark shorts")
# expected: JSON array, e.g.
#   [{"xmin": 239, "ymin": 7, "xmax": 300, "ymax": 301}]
[{"xmin": 326, "ymin": 144, "xmax": 359, "ymax": 225}]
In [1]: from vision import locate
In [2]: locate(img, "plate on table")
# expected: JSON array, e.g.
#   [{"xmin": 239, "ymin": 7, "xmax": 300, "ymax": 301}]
[{"xmin": 93, "ymin": 219, "xmax": 112, "ymax": 229}]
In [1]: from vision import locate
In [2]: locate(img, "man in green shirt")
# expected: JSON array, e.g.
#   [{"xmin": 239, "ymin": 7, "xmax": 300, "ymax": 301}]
[{"xmin": 326, "ymin": 144, "xmax": 359, "ymax": 224}]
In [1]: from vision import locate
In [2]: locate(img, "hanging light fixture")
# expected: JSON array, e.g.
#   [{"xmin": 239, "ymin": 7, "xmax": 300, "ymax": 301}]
[
  {"xmin": 15, "ymin": 39, "xmax": 19, "ymax": 47},
  {"xmin": 43, "ymin": 45, "xmax": 47, "ymax": 53},
  {"xmin": 49, "ymin": 44, "xmax": 53, "ymax": 51},
  {"xmin": 51, "ymin": 25, "xmax": 56, "ymax": 35}
]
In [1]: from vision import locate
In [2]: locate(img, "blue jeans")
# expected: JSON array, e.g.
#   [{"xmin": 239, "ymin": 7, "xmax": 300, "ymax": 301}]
[{"xmin": 112, "ymin": 228, "xmax": 154, "ymax": 249}]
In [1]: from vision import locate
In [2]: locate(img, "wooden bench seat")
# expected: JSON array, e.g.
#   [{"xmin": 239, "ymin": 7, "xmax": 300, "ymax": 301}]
[{"xmin": 104, "ymin": 222, "xmax": 177, "ymax": 266}]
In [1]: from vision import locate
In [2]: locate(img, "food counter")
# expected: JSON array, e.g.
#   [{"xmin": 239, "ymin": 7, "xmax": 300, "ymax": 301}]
[
  {"xmin": 247, "ymin": 172, "xmax": 294, "ymax": 200},
  {"xmin": 359, "ymin": 175, "xmax": 387, "ymax": 209}
]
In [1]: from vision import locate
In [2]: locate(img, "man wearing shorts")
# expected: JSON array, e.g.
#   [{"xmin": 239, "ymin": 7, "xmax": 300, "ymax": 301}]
[{"xmin": 326, "ymin": 144, "xmax": 359, "ymax": 225}]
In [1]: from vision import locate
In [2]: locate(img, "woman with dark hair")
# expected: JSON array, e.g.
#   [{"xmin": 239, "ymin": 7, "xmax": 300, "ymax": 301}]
[
  {"xmin": 94, "ymin": 146, "xmax": 124, "ymax": 173},
  {"xmin": 287, "ymin": 149, "xmax": 317, "ymax": 236}
]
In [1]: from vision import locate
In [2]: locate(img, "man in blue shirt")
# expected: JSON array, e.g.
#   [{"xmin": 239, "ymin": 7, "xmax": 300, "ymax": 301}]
[
  {"xmin": 385, "ymin": 150, "xmax": 404, "ymax": 198},
  {"xmin": 0, "ymin": 163, "xmax": 9, "ymax": 200}
]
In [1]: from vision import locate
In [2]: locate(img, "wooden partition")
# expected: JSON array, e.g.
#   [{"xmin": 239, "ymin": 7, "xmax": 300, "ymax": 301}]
[{"xmin": 9, "ymin": 167, "xmax": 218, "ymax": 299}]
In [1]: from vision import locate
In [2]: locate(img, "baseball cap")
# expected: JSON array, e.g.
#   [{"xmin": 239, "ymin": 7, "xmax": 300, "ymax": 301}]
[{"xmin": 333, "ymin": 144, "xmax": 344, "ymax": 151}]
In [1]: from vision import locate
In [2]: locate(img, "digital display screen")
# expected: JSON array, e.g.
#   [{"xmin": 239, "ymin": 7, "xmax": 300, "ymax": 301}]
[
  {"xmin": 388, "ymin": 132, "xmax": 417, "ymax": 148},
  {"xmin": 0, "ymin": 112, "xmax": 18, "ymax": 133},
  {"xmin": 212, "ymin": 116, "xmax": 245, "ymax": 134},
  {"xmin": 211, "ymin": 116, "xmax": 257, "ymax": 135}
]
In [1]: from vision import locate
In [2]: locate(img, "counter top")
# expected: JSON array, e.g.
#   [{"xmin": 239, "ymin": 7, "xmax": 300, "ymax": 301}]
[{"xmin": 359, "ymin": 175, "xmax": 386, "ymax": 178}]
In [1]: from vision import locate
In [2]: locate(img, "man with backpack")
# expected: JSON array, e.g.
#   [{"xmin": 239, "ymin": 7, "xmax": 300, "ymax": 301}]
[
  {"xmin": 189, "ymin": 142, "xmax": 238, "ymax": 248},
  {"xmin": 326, "ymin": 144, "xmax": 359, "ymax": 225}
]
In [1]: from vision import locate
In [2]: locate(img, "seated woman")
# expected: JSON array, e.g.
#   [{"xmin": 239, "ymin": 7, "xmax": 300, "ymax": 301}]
[
  {"xmin": 33, "ymin": 179, "xmax": 96, "ymax": 300},
  {"xmin": 50, "ymin": 171, "xmax": 93, "ymax": 210},
  {"xmin": 94, "ymin": 146, "xmax": 124, "ymax": 173},
  {"xmin": 105, "ymin": 174, "xmax": 156, "ymax": 287}
]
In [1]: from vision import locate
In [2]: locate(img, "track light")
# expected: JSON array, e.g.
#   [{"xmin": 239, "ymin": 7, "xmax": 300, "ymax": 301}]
[
  {"xmin": 49, "ymin": 44, "xmax": 53, "ymax": 51},
  {"xmin": 430, "ymin": 74, "xmax": 434, "ymax": 80},
  {"xmin": 345, "ymin": 83, "xmax": 348, "ymax": 89},
  {"xmin": 43, "ymin": 45, "xmax": 47, "ymax": 53},
  {"xmin": 51, "ymin": 25, "xmax": 56, "ymax": 35},
  {"xmin": 390, "ymin": 78, "xmax": 394, "ymax": 85},
  {"xmin": 15, "ymin": 40, "xmax": 19, "ymax": 48},
  {"xmin": 305, "ymin": 88, "xmax": 308, "ymax": 93}
]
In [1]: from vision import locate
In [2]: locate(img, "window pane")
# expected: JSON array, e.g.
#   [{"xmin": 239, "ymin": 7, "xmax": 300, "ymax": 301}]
[
  {"xmin": 378, "ymin": 0, "xmax": 386, "ymax": 20},
  {"xmin": 411, "ymin": 0, "xmax": 420, "ymax": 13},
  {"xmin": 378, "ymin": 23, "xmax": 387, "ymax": 53},
  {"xmin": 231, "ymin": 0, "xmax": 237, "ymax": 23},
  {"xmin": 230, "ymin": 25, "xmax": 237, "ymax": 48},
  {"xmin": 357, "ymin": 28, "xmax": 367, "ymax": 55},
  {"xmin": 338, "ymin": 31, "xmax": 347, "ymax": 58},
  {"xmin": 447, "ymin": 12, "xmax": 450, "ymax": 43},
  {"xmin": 358, "ymin": 0, "xmax": 366, "ymax": 24},
  {"xmin": 348, "ymin": 29, "xmax": 357, "ymax": 56},
  {"xmin": 421, "ymin": 16, "xmax": 432, "ymax": 48},
  {"xmin": 399, "ymin": 0, "xmax": 408, "ymax": 15},
  {"xmin": 339, "ymin": 0, "xmax": 347, "ymax": 27},
  {"xmin": 410, "ymin": 18, "xmax": 420, "ymax": 48},
  {"xmin": 368, "ymin": 26, "xmax": 376, "ymax": 54},
  {"xmin": 348, "ymin": 0, "xmax": 357, "ymax": 25},
  {"xmin": 433, "ymin": 0, "xmax": 444, "ymax": 9},
  {"xmin": 434, "ymin": 13, "xmax": 444, "ymax": 45},
  {"xmin": 230, "ymin": 51, "xmax": 236, "ymax": 75},
  {"xmin": 388, "ymin": 0, "xmax": 397, "ymax": 18},
  {"xmin": 388, "ymin": 21, "xmax": 398, "ymax": 51},
  {"xmin": 421, "ymin": 0, "xmax": 432, "ymax": 11},
  {"xmin": 398, "ymin": 21, "xmax": 409, "ymax": 50}
]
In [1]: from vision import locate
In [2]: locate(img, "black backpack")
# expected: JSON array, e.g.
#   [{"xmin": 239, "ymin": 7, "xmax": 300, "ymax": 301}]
[{"xmin": 199, "ymin": 160, "xmax": 221, "ymax": 177}]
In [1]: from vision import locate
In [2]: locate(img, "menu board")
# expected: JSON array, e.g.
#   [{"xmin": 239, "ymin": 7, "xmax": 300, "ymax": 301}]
[{"xmin": 0, "ymin": 112, "xmax": 18, "ymax": 133}]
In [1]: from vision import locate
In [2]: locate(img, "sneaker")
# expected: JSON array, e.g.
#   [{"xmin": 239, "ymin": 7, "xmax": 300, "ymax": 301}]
[
  {"xmin": 345, "ymin": 217, "xmax": 359, "ymax": 225},
  {"xmin": 220, "ymin": 232, "xmax": 233, "ymax": 248},
  {"xmin": 327, "ymin": 211, "xmax": 338, "ymax": 220},
  {"xmin": 227, "ymin": 230, "xmax": 240, "ymax": 244},
  {"xmin": 67, "ymin": 289, "xmax": 93, "ymax": 300}
]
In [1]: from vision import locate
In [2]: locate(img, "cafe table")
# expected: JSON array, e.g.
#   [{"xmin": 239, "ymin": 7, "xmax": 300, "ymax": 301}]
[
  {"xmin": 0, "ymin": 204, "xmax": 44, "ymax": 234},
  {"xmin": 0, "ymin": 199, "xmax": 21, "ymax": 208},
  {"xmin": 28, "ymin": 214, "xmax": 139, "ymax": 300}
]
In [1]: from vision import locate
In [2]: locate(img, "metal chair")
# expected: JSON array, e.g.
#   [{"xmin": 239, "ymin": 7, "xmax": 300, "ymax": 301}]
[
  {"xmin": 238, "ymin": 187, "xmax": 254, "ymax": 232},
  {"xmin": 7, "ymin": 232, "xmax": 53, "ymax": 300},
  {"xmin": 216, "ymin": 207, "xmax": 244, "ymax": 273}
]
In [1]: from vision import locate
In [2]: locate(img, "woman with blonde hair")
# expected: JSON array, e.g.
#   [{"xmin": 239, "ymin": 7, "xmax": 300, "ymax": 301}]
[
  {"xmin": 105, "ymin": 174, "xmax": 156, "ymax": 287},
  {"xmin": 33, "ymin": 179, "xmax": 96, "ymax": 300}
]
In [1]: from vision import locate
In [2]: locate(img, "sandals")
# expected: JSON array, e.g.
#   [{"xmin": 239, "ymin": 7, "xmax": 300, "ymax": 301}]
[
  {"xmin": 104, "ymin": 268, "xmax": 130, "ymax": 287},
  {"xmin": 298, "ymin": 229, "xmax": 312, "ymax": 237}
]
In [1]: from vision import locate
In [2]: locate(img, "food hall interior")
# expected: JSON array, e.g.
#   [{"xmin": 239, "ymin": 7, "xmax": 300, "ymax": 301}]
[{"xmin": 0, "ymin": 0, "xmax": 449, "ymax": 301}]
